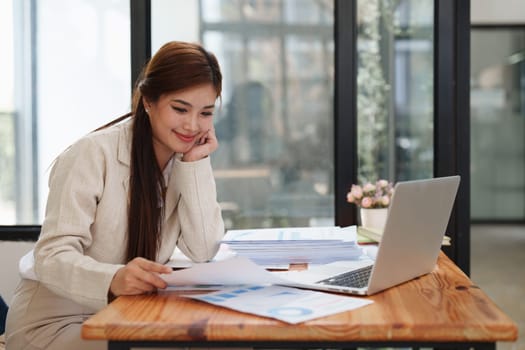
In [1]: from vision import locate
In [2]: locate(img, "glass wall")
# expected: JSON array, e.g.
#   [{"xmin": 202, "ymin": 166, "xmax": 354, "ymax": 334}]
[
  {"xmin": 471, "ymin": 28, "xmax": 525, "ymax": 221},
  {"xmin": 0, "ymin": 0, "xmax": 16, "ymax": 223},
  {"xmin": 356, "ymin": 0, "xmax": 434, "ymax": 184},
  {"xmin": 152, "ymin": 0, "xmax": 335, "ymax": 230},
  {"xmin": 1, "ymin": 1, "xmax": 464, "ymax": 228},
  {"xmin": 0, "ymin": 0, "xmax": 130, "ymax": 225}
]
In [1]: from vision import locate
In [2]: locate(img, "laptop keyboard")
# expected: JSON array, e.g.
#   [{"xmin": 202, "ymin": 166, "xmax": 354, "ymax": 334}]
[{"xmin": 317, "ymin": 265, "xmax": 373, "ymax": 289}]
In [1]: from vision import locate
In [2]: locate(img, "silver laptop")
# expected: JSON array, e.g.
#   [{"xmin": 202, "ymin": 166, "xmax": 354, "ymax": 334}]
[{"xmin": 277, "ymin": 175, "xmax": 460, "ymax": 295}]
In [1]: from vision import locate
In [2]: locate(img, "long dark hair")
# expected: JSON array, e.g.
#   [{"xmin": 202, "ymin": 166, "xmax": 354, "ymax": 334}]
[{"xmin": 99, "ymin": 41, "xmax": 222, "ymax": 262}]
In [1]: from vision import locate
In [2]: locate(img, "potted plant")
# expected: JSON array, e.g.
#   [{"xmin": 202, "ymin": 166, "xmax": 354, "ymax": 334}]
[{"xmin": 346, "ymin": 179, "xmax": 394, "ymax": 231}]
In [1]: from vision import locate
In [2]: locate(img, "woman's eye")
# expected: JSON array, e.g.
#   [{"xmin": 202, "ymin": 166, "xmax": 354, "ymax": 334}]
[
  {"xmin": 202, "ymin": 111, "xmax": 214, "ymax": 117},
  {"xmin": 172, "ymin": 106, "xmax": 187, "ymax": 113}
]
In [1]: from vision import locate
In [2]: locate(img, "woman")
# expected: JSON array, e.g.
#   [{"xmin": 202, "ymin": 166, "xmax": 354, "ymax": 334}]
[{"xmin": 5, "ymin": 41, "xmax": 225, "ymax": 349}]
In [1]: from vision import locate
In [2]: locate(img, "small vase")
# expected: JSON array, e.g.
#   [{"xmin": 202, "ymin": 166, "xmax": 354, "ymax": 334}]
[{"xmin": 360, "ymin": 208, "xmax": 388, "ymax": 231}]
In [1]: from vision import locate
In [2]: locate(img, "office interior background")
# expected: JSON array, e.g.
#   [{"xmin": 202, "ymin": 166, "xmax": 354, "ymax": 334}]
[{"xmin": 0, "ymin": 0, "xmax": 523, "ymax": 349}]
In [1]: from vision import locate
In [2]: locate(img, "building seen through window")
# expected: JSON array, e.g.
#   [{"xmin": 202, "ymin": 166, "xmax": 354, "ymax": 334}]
[
  {"xmin": 197, "ymin": 0, "xmax": 335, "ymax": 229},
  {"xmin": 356, "ymin": 0, "xmax": 434, "ymax": 184}
]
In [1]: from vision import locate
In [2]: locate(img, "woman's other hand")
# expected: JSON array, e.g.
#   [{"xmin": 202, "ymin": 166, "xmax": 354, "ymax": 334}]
[
  {"xmin": 182, "ymin": 127, "xmax": 219, "ymax": 162},
  {"xmin": 109, "ymin": 257, "xmax": 172, "ymax": 297}
]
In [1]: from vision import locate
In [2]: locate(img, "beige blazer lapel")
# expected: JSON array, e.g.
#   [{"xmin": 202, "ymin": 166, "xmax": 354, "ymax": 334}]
[
  {"xmin": 164, "ymin": 161, "xmax": 180, "ymax": 217},
  {"xmin": 117, "ymin": 122, "xmax": 131, "ymax": 201}
]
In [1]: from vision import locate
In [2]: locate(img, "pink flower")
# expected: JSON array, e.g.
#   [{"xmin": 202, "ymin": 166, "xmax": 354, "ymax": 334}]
[
  {"xmin": 351, "ymin": 185, "xmax": 363, "ymax": 199},
  {"xmin": 347, "ymin": 192, "xmax": 355, "ymax": 203},
  {"xmin": 363, "ymin": 183, "xmax": 375, "ymax": 193},
  {"xmin": 378, "ymin": 179, "xmax": 389, "ymax": 188},
  {"xmin": 380, "ymin": 195, "xmax": 390, "ymax": 207},
  {"xmin": 361, "ymin": 197, "xmax": 373, "ymax": 208}
]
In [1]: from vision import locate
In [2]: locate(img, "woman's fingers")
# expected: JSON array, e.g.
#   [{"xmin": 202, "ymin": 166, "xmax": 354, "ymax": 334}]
[
  {"xmin": 110, "ymin": 258, "xmax": 172, "ymax": 297},
  {"xmin": 135, "ymin": 257, "xmax": 172, "ymax": 274},
  {"xmin": 206, "ymin": 127, "xmax": 219, "ymax": 150},
  {"xmin": 182, "ymin": 128, "xmax": 219, "ymax": 162},
  {"xmin": 134, "ymin": 258, "xmax": 171, "ymax": 289},
  {"xmin": 123, "ymin": 277, "xmax": 156, "ymax": 294}
]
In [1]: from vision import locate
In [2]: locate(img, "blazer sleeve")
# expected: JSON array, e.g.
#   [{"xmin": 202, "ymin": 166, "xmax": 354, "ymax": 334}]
[
  {"xmin": 173, "ymin": 157, "xmax": 225, "ymax": 262},
  {"xmin": 34, "ymin": 137, "xmax": 124, "ymax": 311}
]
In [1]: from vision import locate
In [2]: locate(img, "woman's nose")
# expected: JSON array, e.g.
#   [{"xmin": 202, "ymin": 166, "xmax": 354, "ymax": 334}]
[{"xmin": 183, "ymin": 113, "xmax": 199, "ymax": 132}]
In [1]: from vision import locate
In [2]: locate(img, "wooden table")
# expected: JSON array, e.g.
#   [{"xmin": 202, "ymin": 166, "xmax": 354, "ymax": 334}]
[{"xmin": 82, "ymin": 253, "xmax": 518, "ymax": 350}]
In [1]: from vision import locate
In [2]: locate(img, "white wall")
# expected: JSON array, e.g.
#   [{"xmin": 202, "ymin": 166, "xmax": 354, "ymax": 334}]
[
  {"xmin": 0, "ymin": 241, "xmax": 34, "ymax": 305},
  {"xmin": 471, "ymin": 0, "xmax": 525, "ymax": 24}
]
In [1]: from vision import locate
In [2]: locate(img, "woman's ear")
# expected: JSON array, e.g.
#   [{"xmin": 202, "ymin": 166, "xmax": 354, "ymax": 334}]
[{"xmin": 142, "ymin": 97, "xmax": 150, "ymax": 110}]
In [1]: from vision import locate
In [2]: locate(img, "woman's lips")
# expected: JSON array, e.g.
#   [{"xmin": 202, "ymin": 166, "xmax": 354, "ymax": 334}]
[{"xmin": 174, "ymin": 131, "xmax": 196, "ymax": 143}]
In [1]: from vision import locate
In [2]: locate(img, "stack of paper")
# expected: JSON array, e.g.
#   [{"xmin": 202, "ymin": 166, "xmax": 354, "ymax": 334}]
[{"xmin": 221, "ymin": 226, "xmax": 363, "ymax": 266}]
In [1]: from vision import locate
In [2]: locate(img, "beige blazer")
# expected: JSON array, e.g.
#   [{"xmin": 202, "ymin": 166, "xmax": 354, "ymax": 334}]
[
  {"xmin": 13, "ymin": 118, "xmax": 224, "ymax": 312},
  {"xmin": 6, "ymin": 118, "xmax": 225, "ymax": 349}
]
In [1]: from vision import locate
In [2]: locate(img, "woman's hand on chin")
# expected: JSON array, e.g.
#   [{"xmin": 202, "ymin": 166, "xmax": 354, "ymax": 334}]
[{"xmin": 182, "ymin": 128, "xmax": 218, "ymax": 162}]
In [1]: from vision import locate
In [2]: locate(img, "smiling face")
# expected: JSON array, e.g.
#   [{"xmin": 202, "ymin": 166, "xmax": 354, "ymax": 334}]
[{"xmin": 144, "ymin": 83, "xmax": 217, "ymax": 168}]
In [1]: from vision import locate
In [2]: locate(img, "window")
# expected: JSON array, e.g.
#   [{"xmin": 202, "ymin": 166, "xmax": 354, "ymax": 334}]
[
  {"xmin": 471, "ymin": 27, "xmax": 525, "ymax": 221},
  {"xmin": 0, "ymin": 0, "xmax": 131, "ymax": 225},
  {"xmin": 356, "ymin": 0, "xmax": 434, "ymax": 183},
  {"xmin": 0, "ymin": 0, "xmax": 16, "ymax": 223}
]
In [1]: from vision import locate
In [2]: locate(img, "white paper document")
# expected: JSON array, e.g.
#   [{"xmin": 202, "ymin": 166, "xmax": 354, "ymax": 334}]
[
  {"xmin": 161, "ymin": 256, "xmax": 284, "ymax": 286},
  {"xmin": 166, "ymin": 244, "xmax": 237, "ymax": 269},
  {"xmin": 184, "ymin": 285, "xmax": 373, "ymax": 324}
]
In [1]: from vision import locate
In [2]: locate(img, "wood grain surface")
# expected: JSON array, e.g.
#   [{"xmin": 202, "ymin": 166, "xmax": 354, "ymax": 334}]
[{"xmin": 82, "ymin": 252, "xmax": 518, "ymax": 343}]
